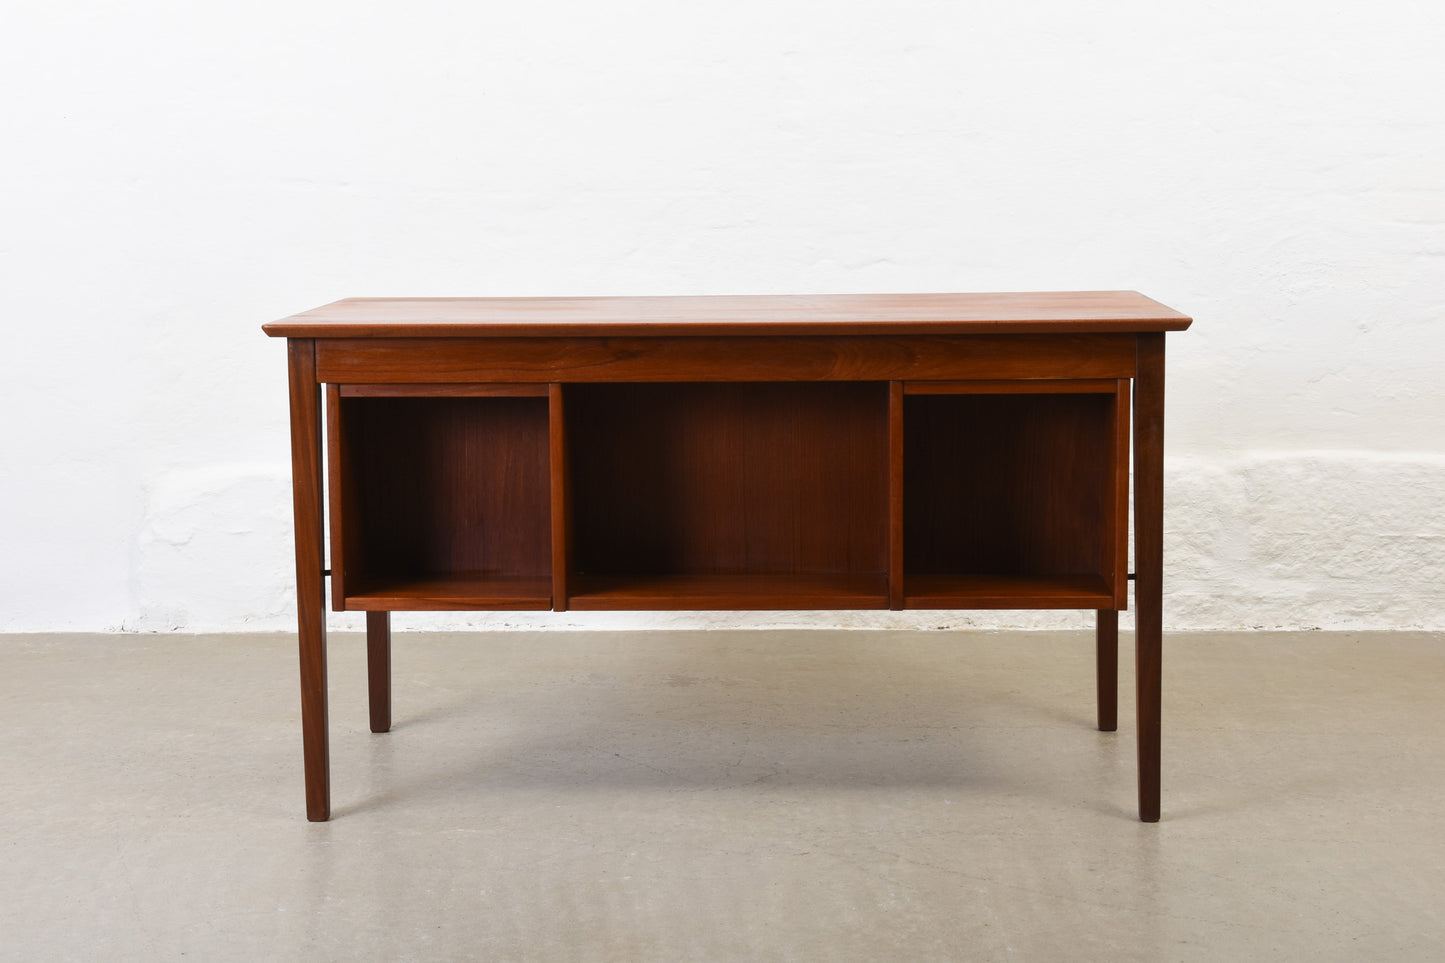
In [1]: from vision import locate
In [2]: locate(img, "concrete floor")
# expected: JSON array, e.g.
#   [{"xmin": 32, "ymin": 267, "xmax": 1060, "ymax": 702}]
[{"xmin": 1, "ymin": 630, "xmax": 1442, "ymax": 961}]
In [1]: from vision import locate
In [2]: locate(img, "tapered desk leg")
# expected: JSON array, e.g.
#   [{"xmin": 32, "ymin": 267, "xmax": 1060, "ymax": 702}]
[
  {"xmin": 1134, "ymin": 333, "xmax": 1165, "ymax": 823},
  {"xmin": 288, "ymin": 339, "xmax": 330, "ymax": 822},
  {"xmin": 1096, "ymin": 610, "xmax": 1118, "ymax": 732},
  {"xmin": 367, "ymin": 611, "xmax": 392, "ymax": 733}
]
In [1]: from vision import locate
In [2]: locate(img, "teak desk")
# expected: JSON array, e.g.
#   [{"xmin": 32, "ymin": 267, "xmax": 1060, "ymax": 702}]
[{"xmin": 264, "ymin": 292, "xmax": 1191, "ymax": 822}]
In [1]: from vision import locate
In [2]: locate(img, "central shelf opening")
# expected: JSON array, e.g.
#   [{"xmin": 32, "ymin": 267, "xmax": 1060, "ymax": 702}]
[{"xmin": 565, "ymin": 382, "xmax": 890, "ymax": 609}]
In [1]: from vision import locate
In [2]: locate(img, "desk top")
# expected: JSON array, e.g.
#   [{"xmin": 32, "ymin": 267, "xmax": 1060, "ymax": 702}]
[{"xmin": 264, "ymin": 291, "xmax": 1191, "ymax": 339}]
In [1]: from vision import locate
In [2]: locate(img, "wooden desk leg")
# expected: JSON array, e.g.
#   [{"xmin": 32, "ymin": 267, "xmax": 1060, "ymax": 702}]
[
  {"xmin": 1096, "ymin": 610, "xmax": 1118, "ymax": 732},
  {"xmin": 1134, "ymin": 333, "xmax": 1165, "ymax": 823},
  {"xmin": 288, "ymin": 339, "xmax": 330, "ymax": 822},
  {"xmin": 367, "ymin": 611, "xmax": 392, "ymax": 733}
]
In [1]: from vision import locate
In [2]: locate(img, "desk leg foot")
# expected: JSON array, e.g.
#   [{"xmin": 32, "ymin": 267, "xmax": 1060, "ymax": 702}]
[
  {"xmin": 368, "ymin": 611, "xmax": 392, "ymax": 733},
  {"xmin": 299, "ymin": 615, "xmax": 330, "ymax": 822},
  {"xmin": 1136, "ymin": 623, "xmax": 1162, "ymax": 823},
  {"xmin": 1096, "ymin": 610, "xmax": 1118, "ymax": 732}
]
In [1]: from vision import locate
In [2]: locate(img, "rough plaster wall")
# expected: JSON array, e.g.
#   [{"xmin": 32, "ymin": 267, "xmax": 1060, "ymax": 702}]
[{"xmin": 2, "ymin": 0, "xmax": 1442, "ymax": 632}]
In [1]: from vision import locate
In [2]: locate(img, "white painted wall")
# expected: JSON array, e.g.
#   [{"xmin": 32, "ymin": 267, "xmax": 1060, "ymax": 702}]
[{"xmin": 2, "ymin": 0, "xmax": 1441, "ymax": 633}]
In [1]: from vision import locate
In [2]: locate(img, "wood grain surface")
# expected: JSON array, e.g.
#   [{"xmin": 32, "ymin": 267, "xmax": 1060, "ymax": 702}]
[
  {"xmin": 314, "ymin": 333, "xmax": 1139, "ymax": 384},
  {"xmin": 565, "ymin": 382, "xmax": 888, "ymax": 585},
  {"xmin": 266, "ymin": 291, "xmax": 1191, "ymax": 339},
  {"xmin": 902, "ymin": 391, "xmax": 1121, "ymax": 590},
  {"xmin": 333, "ymin": 395, "xmax": 551, "ymax": 608}
]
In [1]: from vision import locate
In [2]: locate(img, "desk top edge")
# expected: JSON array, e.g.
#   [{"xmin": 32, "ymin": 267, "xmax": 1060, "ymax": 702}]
[{"xmin": 263, "ymin": 291, "xmax": 1192, "ymax": 338}]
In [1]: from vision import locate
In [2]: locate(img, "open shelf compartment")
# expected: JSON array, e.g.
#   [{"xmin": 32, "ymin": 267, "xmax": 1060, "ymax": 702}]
[
  {"xmin": 563, "ymin": 382, "xmax": 890, "ymax": 609},
  {"xmin": 327, "ymin": 387, "xmax": 553, "ymax": 610},
  {"xmin": 900, "ymin": 381, "xmax": 1128, "ymax": 609}
]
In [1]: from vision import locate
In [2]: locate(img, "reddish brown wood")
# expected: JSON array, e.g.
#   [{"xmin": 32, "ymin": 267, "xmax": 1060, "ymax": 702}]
[
  {"xmin": 264, "ymin": 291, "xmax": 1191, "ymax": 339},
  {"xmin": 904, "ymin": 379, "xmax": 1119, "ymax": 395},
  {"xmin": 327, "ymin": 390, "xmax": 375, "ymax": 609},
  {"xmin": 568, "ymin": 573, "xmax": 887, "ymax": 610},
  {"xmin": 1134, "ymin": 333, "xmax": 1165, "ymax": 822},
  {"xmin": 903, "ymin": 392, "xmax": 1120, "ymax": 592},
  {"xmin": 314, "ymin": 334, "xmax": 1138, "ymax": 384},
  {"xmin": 366, "ymin": 611, "xmax": 391, "ymax": 733},
  {"xmin": 548, "ymin": 384, "xmax": 570, "ymax": 612},
  {"xmin": 565, "ymin": 382, "xmax": 887, "ymax": 585},
  {"xmin": 1096, "ymin": 609, "xmax": 1118, "ymax": 732},
  {"xmin": 344, "ymin": 575, "xmax": 552, "ymax": 611},
  {"xmin": 904, "ymin": 574, "xmax": 1115, "ymax": 609},
  {"xmin": 287, "ymin": 339, "xmax": 330, "ymax": 822},
  {"xmin": 888, "ymin": 381, "xmax": 905, "ymax": 610},
  {"xmin": 339, "ymin": 383, "xmax": 547, "ymax": 398},
  {"xmin": 268, "ymin": 294, "xmax": 1191, "ymax": 822},
  {"xmin": 325, "ymin": 383, "xmax": 347, "ymax": 609},
  {"xmin": 1112, "ymin": 380, "xmax": 1131, "ymax": 609},
  {"xmin": 333, "ymin": 395, "xmax": 550, "ymax": 608}
]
